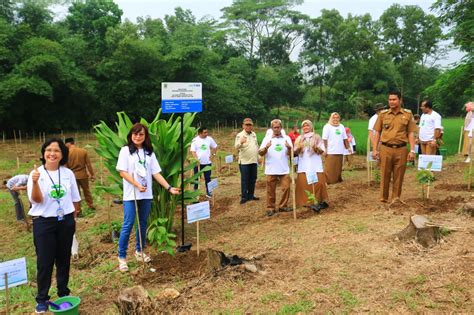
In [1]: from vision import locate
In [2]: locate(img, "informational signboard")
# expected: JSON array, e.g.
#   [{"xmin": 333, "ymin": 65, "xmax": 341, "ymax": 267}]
[
  {"xmin": 186, "ymin": 201, "xmax": 210, "ymax": 224},
  {"xmin": 306, "ymin": 172, "xmax": 319, "ymax": 185},
  {"xmin": 0, "ymin": 257, "xmax": 27, "ymax": 290},
  {"xmin": 161, "ymin": 82, "xmax": 202, "ymax": 113},
  {"xmin": 207, "ymin": 178, "xmax": 218, "ymax": 193},
  {"xmin": 418, "ymin": 154, "xmax": 443, "ymax": 172},
  {"xmin": 225, "ymin": 155, "xmax": 234, "ymax": 163},
  {"xmin": 293, "ymin": 156, "xmax": 299, "ymax": 165}
]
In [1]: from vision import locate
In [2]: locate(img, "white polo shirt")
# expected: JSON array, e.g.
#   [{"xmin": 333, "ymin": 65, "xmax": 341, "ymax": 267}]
[
  {"xmin": 419, "ymin": 110, "xmax": 442, "ymax": 141},
  {"xmin": 260, "ymin": 135, "xmax": 292, "ymax": 175}
]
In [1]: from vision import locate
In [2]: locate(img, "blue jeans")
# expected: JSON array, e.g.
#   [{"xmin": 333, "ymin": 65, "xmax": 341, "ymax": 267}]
[
  {"xmin": 194, "ymin": 163, "xmax": 212, "ymax": 195},
  {"xmin": 118, "ymin": 199, "xmax": 152, "ymax": 259}
]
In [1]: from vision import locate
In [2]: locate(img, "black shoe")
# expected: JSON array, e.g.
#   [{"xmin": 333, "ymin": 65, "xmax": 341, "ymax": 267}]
[
  {"xmin": 319, "ymin": 202, "xmax": 329, "ymax": 210},
  {"xmin": 310, "ymin": 204, "xmax": 321, "ymax": 213},
  {"xmin": 250, "ymin": 196, "xmax": 260, "ymax": 201},
  {"xmin": 240, "ymin": 199, "xmax": 247, "ymax": 204},
  {"xmin": 266, "ymin": 210, "xmax": 275, "ymax": 217},
  {"xmin": 278, "ymin": 207, "xmax": 292, "ymax": 212}
]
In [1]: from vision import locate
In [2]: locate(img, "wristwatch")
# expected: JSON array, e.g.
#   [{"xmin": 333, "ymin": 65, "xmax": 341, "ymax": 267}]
[{"xmin": 167, "ymin": 184, "xmax": 172, "ymax": 191}]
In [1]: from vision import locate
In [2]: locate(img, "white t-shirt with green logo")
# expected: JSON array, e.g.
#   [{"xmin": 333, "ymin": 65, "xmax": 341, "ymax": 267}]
[
  {"xmin": 27, "ymin": 166, "xmax": 81, "ymax": 217},
  {"xmin": 322, "ymin": 124, "xmax": 348, "ymax": 154},
  {"xmin": 419, "ymin": 111, "xmax": 442, "ymax": 142},
  {"xmin": 190, "ymin": 136, "xmax": 218, "ymax": 165},
  {"xmin": 259, "ymin": 135, "xmax": 292, "ymax": 175}
]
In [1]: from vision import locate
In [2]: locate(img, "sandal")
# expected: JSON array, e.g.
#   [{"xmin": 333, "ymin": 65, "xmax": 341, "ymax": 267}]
[
  {"xmin": 135, "ymin": 251, "xmax": 151, "ymax": 263},
  {"xmin": 118, "ymin": 257, "xmax": 128, "ymax": 272}
]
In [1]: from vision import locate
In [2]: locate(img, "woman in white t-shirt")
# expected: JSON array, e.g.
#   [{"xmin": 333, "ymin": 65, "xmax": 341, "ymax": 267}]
[
  {"xmin": 322, "ymin": 112, "xmax": 350, "ymax": 184},
  {"xmin": 116, "ymin": 123, "xmax": 180, "ymax": 272},
  {"xmin": 27, "ymin": 138, "xmax": 81, "ymax": 313},
  {"xmin": 294, "ymin": 120, "xmax": 329, "ymax": 213}
]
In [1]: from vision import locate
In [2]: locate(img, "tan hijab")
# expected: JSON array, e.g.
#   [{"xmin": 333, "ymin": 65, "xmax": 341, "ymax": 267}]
[
  {"xmin": 295, "ymin": 120, "xmax": 323, "ymax": 155},
  {"xmin": 328, "ymin": 112, "xmax": 341, "ymax": 127}
]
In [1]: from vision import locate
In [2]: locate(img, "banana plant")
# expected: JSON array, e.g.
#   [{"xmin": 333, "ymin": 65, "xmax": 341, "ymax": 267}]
[{"xmin": 94, "ymin": 110, "xmax": 207, "ymax": 251}]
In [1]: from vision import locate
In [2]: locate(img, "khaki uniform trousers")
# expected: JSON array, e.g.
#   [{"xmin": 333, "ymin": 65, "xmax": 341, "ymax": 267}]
[
  {"xmin": 76, "ymin": 178, "xmax": 94, "ymax": 208},
  {"xmin": 295, "ymin": 172, "xmax": 328, "ymax": 206},
  {"xmin": 420, "ymin": 142, "xmax": 437, "ymax": 155},
  {"xmin": 462, "ymin": 131, "xmax": 471, "ymax": 156},
  {"xmin": 266, "ymin": 174, "xmax": 290, "ymax": 211},
  {"xmin": 379, "ymin": 145, "xmax": 408, "ymax": 201}
]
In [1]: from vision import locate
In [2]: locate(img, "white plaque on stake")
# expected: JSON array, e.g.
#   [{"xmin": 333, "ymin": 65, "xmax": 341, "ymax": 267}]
[
  {"xmin": 225, "ymin": 155, "xmax": 233, "ymax": 163},
  {"xmin": 367, "ymin": 151, "xmax": 377, "ymax": 162},
  {"xmin": 0, "ymin": 257, "xmax": 27, "ymax": 290},
  {"xmin": 418, "ymin": 154, "xmax": 443, "ymax": 172},
  {"xmin": 207, "ymin": 178, "xmax": 218, "ymax": 193},
  {"xmin": 187, "ymin": 201, "xmax": 210, "ymax": 224},
  {"xmin": 306, "ymin": 172, "xmax": 318, "ymax": 185}
]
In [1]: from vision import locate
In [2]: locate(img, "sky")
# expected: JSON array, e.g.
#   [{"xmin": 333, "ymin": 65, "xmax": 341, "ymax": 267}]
[{"xmin": 53, "ymin": 0, "xmax": 464, "ymax": 66}]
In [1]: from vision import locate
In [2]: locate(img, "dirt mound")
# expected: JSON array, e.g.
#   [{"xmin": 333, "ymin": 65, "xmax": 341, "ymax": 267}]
[
  {"xmin": 403, "ymin": 195, "xmax": 466, "ymax": 213},
  {"xmin": 435, "ymin": 183, "xmax": 470, "ymax": 191}
]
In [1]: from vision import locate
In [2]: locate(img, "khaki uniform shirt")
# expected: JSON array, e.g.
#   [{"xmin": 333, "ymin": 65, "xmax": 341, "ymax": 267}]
[
  {"xmin": 234, "ymin": 130, "xmax": 259, "ymax": 164},
  {"xmin": 67, "ymin": 147, "xmax": 94, "ymax": 180},
  {"xmin": 374, "ymin": 108, "xmax": 417, "ymax": 144}
]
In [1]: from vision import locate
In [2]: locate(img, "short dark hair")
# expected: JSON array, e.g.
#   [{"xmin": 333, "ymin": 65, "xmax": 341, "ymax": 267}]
[
  {"xmin": 414, "ymin": 114, "xmax": 420, "ymax": 120},
  {"xmin": 422, "ymin": 99, "xmax": 433, "ymax": 109},
  {"xmin": 2, "ymin": 180, "xmax": 6, "ymax": 185},
  {"xmin": 65, "ymin": 137, "xmax": 74, "ymax": 144},
  {"xmin": 388, "ymin": 90, "xmax": 402, "ymax": 99},
  {"xmin": 198, "ymin": 127, "xmax": 207, "ymax": 134},
  {"xmin": 127, "ymin": 123, "xmax": 153, "ymax": 156},
  {"xmin": 40, "ymin": 138, "xmax": 69, "ymax": 165}
]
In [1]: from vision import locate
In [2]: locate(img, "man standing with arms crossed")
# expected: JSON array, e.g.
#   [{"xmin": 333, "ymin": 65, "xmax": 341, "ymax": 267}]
[
  {"xmin": 372, "ymin": 91, "xmax": 417, "ymax": 203},
  {"xmin": 235, "ymin": 118, "xmax": 260, "ymax": 204},
  {"xmin": 65, "ymin": 138, "xmax": 95, "ymax": 213},
  {"xmin": 418, "ymin": 99, "xmax": 442, "ymax": 155}
]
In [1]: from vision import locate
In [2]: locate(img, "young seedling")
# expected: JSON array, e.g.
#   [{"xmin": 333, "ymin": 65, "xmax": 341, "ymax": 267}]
[{"xmin": 416, "ymin": 162, "xmax": 435, "ymax": 202}]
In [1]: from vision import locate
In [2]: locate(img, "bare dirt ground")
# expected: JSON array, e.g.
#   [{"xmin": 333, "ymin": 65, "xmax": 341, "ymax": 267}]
[{"xmin": 0, "ymin": 130, "xmax": 473, "ymax": 313}]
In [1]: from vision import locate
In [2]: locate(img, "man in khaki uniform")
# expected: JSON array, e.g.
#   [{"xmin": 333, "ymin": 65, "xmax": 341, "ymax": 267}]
[
  {"xmin": 65, "ymin": 138, "xmax": 95, "ymax": 211},
  {"xmin": 234, "ymin": 118, "xmax": 260, "ymax": 204},
  {"xmin": 372, "ymin": 91, "xmax": 416, "ymax": 202}
]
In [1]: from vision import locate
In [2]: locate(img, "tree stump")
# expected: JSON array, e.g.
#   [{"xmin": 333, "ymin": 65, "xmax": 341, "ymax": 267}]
[
  {"xmin": 116, "ymin": 285, "xmax": 156, "ymax": 314},
  {"xmin": 396, "ymin": 215, "xmax": 440, "ymax": 247}
]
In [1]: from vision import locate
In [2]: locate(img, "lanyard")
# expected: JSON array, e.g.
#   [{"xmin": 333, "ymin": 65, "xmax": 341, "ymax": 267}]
[
  {"xmin": 136, "ymin": 150, "xmax": 146, "ymax": 168},
  {"xmin": 44, "ymin": 167, "xmax": 62, "ymax": 201}
]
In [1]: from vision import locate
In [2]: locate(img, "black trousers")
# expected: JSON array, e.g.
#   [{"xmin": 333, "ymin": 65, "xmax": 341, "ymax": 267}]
[
  {"xmin": 194, "ymin": 163, "xmax": 212, "ymax": 195},
  {"xmin": 239, "ymin": 163, "xmax": 257, "ymax": 201},
  {"xmin": 33, "ymin": 213, "xmax": 75, "ymax": 304}
]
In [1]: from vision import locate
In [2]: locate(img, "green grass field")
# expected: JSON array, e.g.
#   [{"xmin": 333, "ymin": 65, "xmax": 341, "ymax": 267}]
[{"xmin": 259, "ymin": 117, "xmax": 463, "ymax": 156}]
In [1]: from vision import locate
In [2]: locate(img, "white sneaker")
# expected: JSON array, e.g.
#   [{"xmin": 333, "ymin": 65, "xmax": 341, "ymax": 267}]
[
  {"xmin": 135, "ymin": 251, "xmax": 151, "ymax": 263},
  {"xmin": 465, "ymin": 157, "xmax": 471, "ymax": 163},
  {"xmin": 118, "ymin": 257, "xmax": 128, "ymax": 272}
]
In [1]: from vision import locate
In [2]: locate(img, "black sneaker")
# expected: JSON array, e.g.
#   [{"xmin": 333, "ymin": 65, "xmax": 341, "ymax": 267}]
[
  {"xmin": 35, "ymin": 302, "xmax": 48, "ymax": 313},
  {"xmin": 278, "ymin": 207, "xmax": 292, "ymax": 212},
  {"xmin": 266, "ymin": 210, "xmax": 275, "ymax": 217},
  {"xmin": 240, "ymin": 199, "xmax": 247, "ymax": 204},
  {"xmin": 250, "ymin": 196, "xmax": 260, "ymax": 201},
  {"xmin": 310, "ymin": 204, "xmax": 321, "ymax": 213},
  {"xmin": 319, "ymin": 202, "xmax": 329, "ymax": 210}
]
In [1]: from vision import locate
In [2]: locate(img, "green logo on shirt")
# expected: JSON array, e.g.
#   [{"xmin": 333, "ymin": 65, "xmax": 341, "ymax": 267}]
[
  {"xmin": 275, "ymin": 144, "xmax": 283, "ymax": 152},
  {"xmin": 335, "ymin": 129, "xmax": 341, "ymax": 135},
  {"xmin": 49, "ymin": 184, "xmax": 66, "ymax": 199},
  {"xmin": 200, "ymin": 144, "xmax": 207, "ymax": 151}
]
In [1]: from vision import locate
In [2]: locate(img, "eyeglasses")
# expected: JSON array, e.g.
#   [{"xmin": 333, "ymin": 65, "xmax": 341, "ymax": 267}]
[{"xmin": 244, "ymin": 123, "xmax": 253, "ymax": 126}]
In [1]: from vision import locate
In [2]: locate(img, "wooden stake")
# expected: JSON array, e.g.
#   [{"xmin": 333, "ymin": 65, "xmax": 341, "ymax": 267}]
[
  {"xmin": 367, "ymin": 136, "xmax": 371, "ymax": 186},
  {"xmin": 458, "ymin": 125, "xmax": 463, "ymax": 154},
  {"xmin": 469, "ymin": 155, "xmax": 473, "ymax": 190},
  {"xmin": 19, "ymin": 130, "xmax": 22, "ymax": 144},
  {"xmin": 2, "ymin": 131, "xmax": 4, "ymax": 144},
  {"xmin": 290, "ymin": 147, "xmax": 296, "ymax": 220},
  {"xmin": 426, "ymin": 184, "xmax": 430, "ymax": 199},
  {"xmin": 13, "ymin": 129, "xmax": 17, "ymax": 148},
  {"xmin": 196, "ymin": 221, "xmax": 200, "ymax": 256},
  {"xmin": 5, "ymin": 272, "xmax": 10, "ymax": 315},
  {"xmin": 16, "ymin": 156, "xmax": 20, "ymax": 170}
]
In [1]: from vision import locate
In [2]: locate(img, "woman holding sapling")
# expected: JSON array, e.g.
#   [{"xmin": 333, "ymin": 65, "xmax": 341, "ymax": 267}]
[
  {"xmin": 116, "ymin": 123, "xmax": 180, "ymax": 272},
  {"xmin": 294, "ymin": 120, "xmax": 329, "ymax": 213},
  {"xmin": 27, "ymin": 138, "xmax": 81, "ymax": 313}
]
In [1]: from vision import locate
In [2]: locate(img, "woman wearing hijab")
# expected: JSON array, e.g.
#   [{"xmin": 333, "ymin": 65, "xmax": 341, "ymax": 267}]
[
  {"xmin": 294, "ymin": 120, "xmax": 329, "ymax": 213},
  {"xmin": 322, "ymin": 112, "xmax": 351, "ymax": 184}
]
